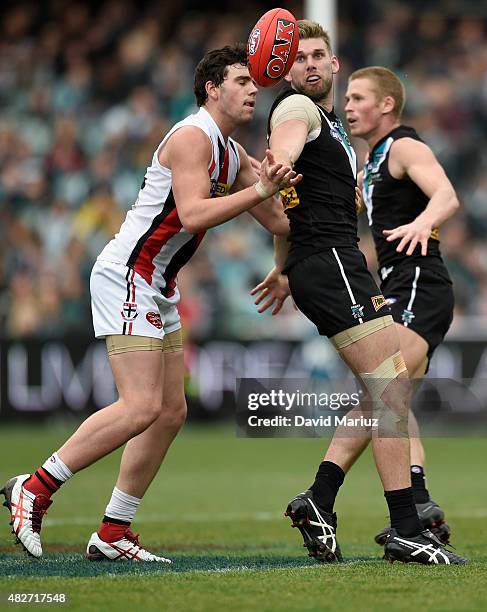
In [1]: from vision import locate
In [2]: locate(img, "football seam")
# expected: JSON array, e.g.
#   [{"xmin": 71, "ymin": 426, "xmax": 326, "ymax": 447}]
[{"xmin": 257, "ymin": 8, "xmax": 281, "ymax": 82}]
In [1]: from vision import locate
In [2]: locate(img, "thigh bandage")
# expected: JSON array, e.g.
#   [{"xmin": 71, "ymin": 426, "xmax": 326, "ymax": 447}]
[
  {"xmin": 106, "ymin": 335, "xmax": 163, "ymax": 356},
  {"xmin": 106, "ymin": 330, "xmax": 183, "ymax": 356},
  {"xmin": 162, "ymin": 329, "xmax": 183, "ymax": 353},
  {"xmin": 331, "ymin": 316, "xmax": 393, "ymax": 350}
]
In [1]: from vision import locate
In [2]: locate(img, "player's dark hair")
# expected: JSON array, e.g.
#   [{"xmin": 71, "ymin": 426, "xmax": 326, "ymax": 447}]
[{"xmin": 194, "ymin": 43, "xmax": 248, "ymax": 107}]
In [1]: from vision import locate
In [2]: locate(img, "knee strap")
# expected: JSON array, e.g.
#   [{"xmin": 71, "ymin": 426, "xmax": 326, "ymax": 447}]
[
  {"xmin": 360, "ymin": 352, "xmax": 408, "ymax": 434},
  {"xmin": 360, "ymin": 351, "xmax": 407, "ymax": 401}
]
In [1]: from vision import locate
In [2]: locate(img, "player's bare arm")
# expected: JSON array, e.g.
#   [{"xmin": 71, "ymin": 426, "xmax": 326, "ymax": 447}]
[
  {"xmin": 246, "ymin": 149, "xmax": 292, "ymax": 312},
  {"xmin": 164, "ymin": 127, "xmax": 298, "ymax": 233},
  {"xmin": 231, "ymin": 143, "xmax": 291, "ymax": 236},
  {"xmin": 384, "ymin": 138, "xmax": 460, "ymax": 255},
  {"xmin": 356, "ymin": 170, "xmax": 365, "ymax": 214},
  {"xmin": 269, "ymin": 119, "xmax": 308, "ymax": 167}
]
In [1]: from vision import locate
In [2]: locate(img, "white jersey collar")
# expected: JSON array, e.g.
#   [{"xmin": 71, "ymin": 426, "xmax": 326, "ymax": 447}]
[{"xmin": 199, "ymin": 107, "xmax": 226, "ymax": 148}]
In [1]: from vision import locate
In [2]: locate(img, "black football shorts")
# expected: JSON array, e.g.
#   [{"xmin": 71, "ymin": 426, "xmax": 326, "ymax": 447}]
[
  {"xmin": 287, "ymin": 246, "xmax": 392, "ymax": 339},
  {"xmin": 380, "ymin": 259, "xmax": 454, "ymax": 359}
]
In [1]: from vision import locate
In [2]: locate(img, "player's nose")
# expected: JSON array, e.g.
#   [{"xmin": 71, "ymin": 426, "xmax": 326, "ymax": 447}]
[{"xmin": 305, "ymin": 55, "xmax": 316, "ymax": 68}]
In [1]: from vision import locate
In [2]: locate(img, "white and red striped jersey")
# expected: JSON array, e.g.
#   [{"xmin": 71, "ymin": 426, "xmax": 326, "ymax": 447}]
[{"xmin": 98, "ymin": 107, "xmax": 241, "ymax": 304}]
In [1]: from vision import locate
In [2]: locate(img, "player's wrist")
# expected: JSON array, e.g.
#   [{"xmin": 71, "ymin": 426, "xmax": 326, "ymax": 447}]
[
  {"xmin": 254, "ymin": 180, "xmax": 278, "ymax": 200},
  {"xmin": 416, "ymin": 212, "xmax": 434, "ymax": 229}
]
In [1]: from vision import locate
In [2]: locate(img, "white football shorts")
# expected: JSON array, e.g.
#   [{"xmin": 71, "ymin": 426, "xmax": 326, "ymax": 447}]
[{"xmin": 90, "ymin": 259, "xmax": 181, "ymax": 340}]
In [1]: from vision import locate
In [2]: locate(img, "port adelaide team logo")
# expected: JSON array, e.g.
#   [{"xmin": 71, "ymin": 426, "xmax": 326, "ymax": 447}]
[
  {"xmin": 351, "ymin": 304, "xmax": 364, "ymax": 319},
  {"xmin": 121, "ymin": 302, "xmax": 138, "ymax": 321},
  {"xmin": 401, "ymin": 309, "xmax": 415, "ymax": 325}
]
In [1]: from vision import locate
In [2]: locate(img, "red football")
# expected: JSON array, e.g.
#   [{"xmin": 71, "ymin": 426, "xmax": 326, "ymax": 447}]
[{"xmin": 247, "ymin": 8, "xmax": 299, "ymax": 88}]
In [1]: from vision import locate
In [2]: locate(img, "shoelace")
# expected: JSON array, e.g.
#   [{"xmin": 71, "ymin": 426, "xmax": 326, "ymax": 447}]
[
  {"xmin": 124, "ymin": 529, "xmax": 141, "ymax": 546},
  {"xmin": 31, "ymin": 495, "xmax": 52, "ymax": 533}
]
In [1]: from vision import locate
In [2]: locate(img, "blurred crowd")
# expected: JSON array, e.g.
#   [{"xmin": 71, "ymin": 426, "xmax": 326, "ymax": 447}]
[{"xmin": 1, "ymin": 0, "xmax": 486, "ymax": 340}]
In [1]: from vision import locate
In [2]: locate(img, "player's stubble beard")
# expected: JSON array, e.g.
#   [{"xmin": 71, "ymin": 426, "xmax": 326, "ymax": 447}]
[{"xmin": 294, "ymin": 72, "xmax": 333, "ymax": 105}]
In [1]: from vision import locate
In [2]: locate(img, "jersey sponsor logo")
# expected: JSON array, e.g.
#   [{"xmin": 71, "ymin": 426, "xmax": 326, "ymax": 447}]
[
  {"xmin": 401, "ymin": 309, "xmax": 415, "ymax": 325},
  {"xmin": 248, "ymin": 28, "xmax": 260, "ymax": 56},
  {"xmin": 215, "ymin": 182, "xmax": 231, "ymax": 196},
  {"xmin": 265, "ymin": 19, "xmax": 296, "ymax": 80},
  {"xmin": 280, "ymin": 185, "xmax": 300, "ymax": 210},
  {"xmin": 146, "ymin": 312, "xmax": 163, "ymax": 329},
  {"xmin": 430, "ymin": 227, "xmax": 440, "ymax": 241},
  {"xmin": 351, "ymin": 304, "xmax": 364, "ymax": 319},
  {"xmin": 121, "ymin": 302, "xmax": 138, "ymax": 321},
  {"xmin": 371, "ymin": 295, "xmax": 387, "ymax": 311}
]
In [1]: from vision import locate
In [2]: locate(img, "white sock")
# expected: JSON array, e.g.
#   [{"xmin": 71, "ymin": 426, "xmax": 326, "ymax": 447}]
[
  {"xmin": 104, "ymin": 487, "xmax": 141, "ymax": 523},
  {"xmin": 42, "ymin": 452, "xmax": 73, "ymax": 483}
]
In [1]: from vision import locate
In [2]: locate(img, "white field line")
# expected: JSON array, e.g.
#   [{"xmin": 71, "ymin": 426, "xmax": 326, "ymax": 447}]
[
  {"xmin": 100, "ymin": 564, "xmax": 331, "ymax": 578},
  {"xmin": 43, "ymin": 508, "xmax": 487, "ymax": 527}
]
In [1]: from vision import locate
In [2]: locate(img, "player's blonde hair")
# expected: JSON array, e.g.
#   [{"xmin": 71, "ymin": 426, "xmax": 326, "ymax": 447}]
[
  {"xmin": 349, "ymin": 66, "xmax": 406, "ymax": 119},
  {"xmin": 297, "ymin": 19, "xmax": 332, "ymax": 54}
]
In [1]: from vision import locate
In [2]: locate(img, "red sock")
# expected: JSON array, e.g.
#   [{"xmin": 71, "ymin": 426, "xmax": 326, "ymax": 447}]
[
  {"xmin": 24, "ymin": 468, "xmax": 62, "ymax": 498},
  {"xmin": 98, "ymin": 520, "xmax": 130, "ymax": 543}
]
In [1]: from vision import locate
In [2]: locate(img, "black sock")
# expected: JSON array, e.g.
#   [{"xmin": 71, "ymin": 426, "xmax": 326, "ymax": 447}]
[
  {"xmin": 385, "ymin": 487, "xmax": 423, "ymax": 538},
  {"xmin": 102, "ymin": 516, "xmax": 130, "ymax": 525},
  {"xmin": 411, "ymin": 465, "xmax": 430, "ymax": 504},
  {"xmin": 309, "ymin": 461, "xmax": 345, "ymax": 513}
]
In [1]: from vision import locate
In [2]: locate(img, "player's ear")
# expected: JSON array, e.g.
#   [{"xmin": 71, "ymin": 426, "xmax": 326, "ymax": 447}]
[
  {"xmin": 284, "ymin": 72, "xmax": 293, "ymax": 83},
  {"xmin": 331, "ymin": 55, "xmax": 340, "ymax": 75},
  {"xmin": 381, "ymin": 95, "xmax": 395, "ymax": 115},
  {"xmin": 205, "ymin": 80, "xmax": 219, "ymax": 101}
]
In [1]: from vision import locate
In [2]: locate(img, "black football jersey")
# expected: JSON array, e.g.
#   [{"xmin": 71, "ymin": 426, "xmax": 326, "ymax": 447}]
[
  {"xmin": 268, "ymin": 88, "xmax": 358, "ymax": 270},
  {"xmin": 362, "ymin": 125, "xmax": 441, "ymax": 272}
]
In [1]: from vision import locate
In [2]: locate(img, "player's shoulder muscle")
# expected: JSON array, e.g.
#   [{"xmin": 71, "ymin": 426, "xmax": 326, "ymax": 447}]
[{"xmin": 161, "ymin": 126, "xmax": 212, "ymax": 168}]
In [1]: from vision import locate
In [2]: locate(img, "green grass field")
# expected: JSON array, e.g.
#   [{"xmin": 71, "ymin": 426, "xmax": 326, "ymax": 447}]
[{"xmin": 0, "ymin": 424, "xmax": 486, "ymax": 611}]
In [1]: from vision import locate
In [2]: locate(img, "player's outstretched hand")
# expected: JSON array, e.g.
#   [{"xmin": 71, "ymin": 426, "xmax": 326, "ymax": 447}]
[
  {"xmin": 248, "ymin": 155, "xmax": 261, "ymax": 177},
  {"xmin": 383, "ymin": 218, "xmax": 433, "ymax": 256},
  {"xmin": 260, "ymin": 149, "xmax": 302, "ymax": 196},
  {"xmin": 250, "ymin": 266, "xmax": 291, "ymax": 315}
]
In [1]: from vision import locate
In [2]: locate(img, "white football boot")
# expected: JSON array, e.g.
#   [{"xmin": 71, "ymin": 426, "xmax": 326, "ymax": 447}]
[
  {"xmin": 86, "ymin": 529, "xmax": 172, "ymax": 563},
  {"xmin": 1, "ymin": 474, "xmax": 52, "ymax": 558}
]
